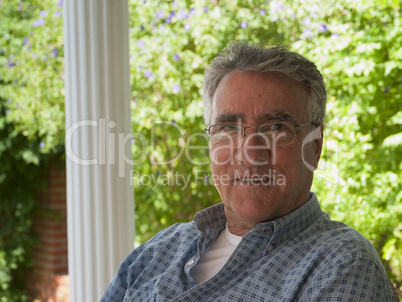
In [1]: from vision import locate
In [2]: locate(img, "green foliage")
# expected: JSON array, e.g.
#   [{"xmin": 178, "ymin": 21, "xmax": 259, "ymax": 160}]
[
  {"xmin": 294, "ymin": 0, "xmax": 402, "ymax": 285},
  {"xmin": 0, "ymin": 0, "xmax": 64, "ymax": 300},
  {"xmin": 0, "ymin": 0, "xmax": 65, "ymax": 152},
  {"xmin": 0, "ymin": 102, "xmax": 42, "ymax": 301}
]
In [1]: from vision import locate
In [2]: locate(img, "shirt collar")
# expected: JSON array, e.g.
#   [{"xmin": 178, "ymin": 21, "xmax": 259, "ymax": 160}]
[
  {"xmin": 194, "ymin": 193, "xmax": 323, "ymax": 248},
  {"xmin": 193, "ymin": 203, "xmax": 227, "ymax": 251},
  {"xmin": 194, "ymin": 202, "xmax": 226, "ymax": 240},
  {"xmin": 256, "ymin": 192, "xmax": 323, "ymax": 248}
]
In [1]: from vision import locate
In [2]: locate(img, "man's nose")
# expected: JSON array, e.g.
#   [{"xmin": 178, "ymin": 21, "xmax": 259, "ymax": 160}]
[{"xmin": 234, "ymin": 130, "xmax": 272, "ymax": 166}]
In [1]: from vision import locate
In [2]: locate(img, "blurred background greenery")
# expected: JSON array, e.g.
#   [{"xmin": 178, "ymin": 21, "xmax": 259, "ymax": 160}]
[{"xmin": 0, "ymin": 0, "xmax": 401, "ymax": 300}]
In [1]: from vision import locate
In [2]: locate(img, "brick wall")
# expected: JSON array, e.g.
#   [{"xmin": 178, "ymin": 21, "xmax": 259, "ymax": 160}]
[{"xmin": 26, "ymin": 164, "xmax": 69, "ymax": 302}]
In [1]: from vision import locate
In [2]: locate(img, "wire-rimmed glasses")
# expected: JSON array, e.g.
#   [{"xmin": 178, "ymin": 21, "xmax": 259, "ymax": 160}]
[{"xmin": 205, "ymin": 121, "xmax": 316, "ymax": 147}]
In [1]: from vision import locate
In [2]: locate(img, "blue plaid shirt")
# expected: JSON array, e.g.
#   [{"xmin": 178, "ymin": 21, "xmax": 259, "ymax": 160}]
[{"xmin": 101, "ymin": 193, "xmax": 394, "ymax": 301}]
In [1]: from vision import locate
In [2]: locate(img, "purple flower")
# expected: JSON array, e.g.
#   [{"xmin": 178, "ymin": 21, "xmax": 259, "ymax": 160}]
[
  {"xmin": 241, "ymin": 21, "xmax": 248, "ymax": 29},
  {"xmin": 172, "ymin": 84, "xmax": 181, "ymax": 93},
  {"xmin": 7, "ymin": 57, "xmax": 15, "ymax": 68},
  {"xmin": 318, "ymin": 24, "xmax": 328, "ymax": 32},
  {"xmin": 259, "ymin": 9, "xmax": 266, "ymax": 16},
  {"xmin": 189, "ymin": 8, "xmax": 196, "ymax": 16},
  {"xmin": 33, "ymin": 19, "xmax": 46, "ymax": 27},
  {"xmin": 140, "ymin": 25, "xmax": 145, "ymax": 30},
  {"xmin": 177, "ymin": 9, "xmax": 188, "ymax": 20},
  {"xmin": 40, "ymin": 141, "xmax": 45, "ymax": 149},
  {"xmin": 23, "ymin": 38, "xmax": 29, "ymax": 45},
  {"xmin": 40, "ymin": 10, "xmax": 47, "ymax": 17},
  {"xmin": 170, "ymin": 11, "xmax": 176, "ymax": 17},
  {"xmin": 54, "ymin": 11, "xmax": 62, "ymax": 18},
  {"xmin": 144, "ymin": 70, "xmax": 153, "ymax": 78},
  {"xmin": 331, "ymin": 33, "xmax": 340, "ymax": 39},
  {"xmin": 270, "ymin": 1, "xmax": 285, "ymax": 11},
  {"xmin": 171, "ymin": 120, "xmax": 177, "ymax": 125},
  {"xmin": 302, "ymin": 28, "xmax": 313, "ymax": 40},
  {"xmin": 137, "ymin": 40, "xmax": 145, "ymax": 48},
  {"xmin": 131, "ymin": 138, "xmax": 135, "ymax": 145},
  {"xmin": 165, "ymin": 17, "xmax": 171, "ymax": 24},
  {"xmin": 203, "ymin": 7, "xmax": 209, "ymax": 13},
  {"xmin": 172, "ymin": 1, "xmax": 177, "ymax": 7},
  {"xmin": 155, "ymin": 11, "xmax": 165, "ymax": 19},
  {"xmin": 52, "ymin": 49, "xmax": 58, "ymax": 57},
  {"xmin": 58, "ymin": 0, "xmax": 63, "ymax": 7},
  {"xmin": 174, "ymin": 53, "xmax": 180, "ymax": 61},
  {"xmin": 302, "ymin": 17, "xmax": 311, "ymax": 26},
  {"xmin": 184, "ymin": 23, "xmax": 191, "ymax": 31},
  {"xmin": 204, "ymin": 174, "xmax": 210, "ymax": 185}
]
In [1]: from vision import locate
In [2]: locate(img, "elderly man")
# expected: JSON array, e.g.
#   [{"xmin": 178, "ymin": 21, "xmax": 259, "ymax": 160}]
[{"xmin": 101, "ymin": 42, "xmax": 395, "ymax": 301}]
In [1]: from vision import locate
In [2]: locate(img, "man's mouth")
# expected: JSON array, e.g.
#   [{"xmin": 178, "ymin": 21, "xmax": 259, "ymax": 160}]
[{"xmin": 236, "ymin": 177, "xmax": 270, "ymax": 185}]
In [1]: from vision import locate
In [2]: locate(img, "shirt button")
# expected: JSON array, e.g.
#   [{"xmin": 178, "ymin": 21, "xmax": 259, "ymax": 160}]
[
  {"xmin": 187, "ymin": 259, "xmax": 195, "ymax": 266},
  {"xmin": 267, "ymin": 245, "xmax": 273, "ymax": 252}
]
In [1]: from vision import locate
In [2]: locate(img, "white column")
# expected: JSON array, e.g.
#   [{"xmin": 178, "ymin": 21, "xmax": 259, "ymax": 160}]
[{"xmin": 64, "ymin": 1, "xmax": 134, "ymax": 301}]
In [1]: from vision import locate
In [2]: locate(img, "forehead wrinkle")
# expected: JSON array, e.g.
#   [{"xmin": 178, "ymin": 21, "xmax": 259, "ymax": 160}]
[
  {"xmin": 257, "ymin": 112, "xmax": 298, "ymax": 124},
  {"xmin": 214, "ymin": 112, "xmax": 245, "ymax": 124},
  {"xmin": 214, "ymin": 111, "xmax": 299, "ymax": 125}
]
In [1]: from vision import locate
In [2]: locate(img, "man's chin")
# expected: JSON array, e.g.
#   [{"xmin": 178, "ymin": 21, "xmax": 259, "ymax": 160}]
[{"xmin": 225, "ymin": 199, "xmax": 275, "ymax": 222}]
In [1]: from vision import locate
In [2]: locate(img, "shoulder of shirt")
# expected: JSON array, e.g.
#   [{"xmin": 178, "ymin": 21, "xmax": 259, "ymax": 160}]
[
  {"xmin": 303, "ymin": 213, "xmax": 385, "ymax": 268},
  {"xmin": 138, "ymin": 220, "xmax": 199, "ymax": 248},
  {"xmin": 277, "ymin": 193, "xmax": 383, "ymax": 266}
]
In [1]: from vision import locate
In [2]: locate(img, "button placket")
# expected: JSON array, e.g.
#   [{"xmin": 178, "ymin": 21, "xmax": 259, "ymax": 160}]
[{"xmin": 187, "ymin": 259, "xmax": 195, "ymax": 266}]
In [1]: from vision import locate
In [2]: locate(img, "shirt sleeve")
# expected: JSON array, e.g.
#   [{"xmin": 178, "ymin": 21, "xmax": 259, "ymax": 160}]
[
  {"xmin": 99, "ymin": 222, "xmax": 191, "ymax": 301},
  {"xmin": 299, "ymin": 257, "xmax": 395, "ymax": 301},
  {"xmin": 100, "ymin": 251, "xmax": 138, "ymax": 302}
]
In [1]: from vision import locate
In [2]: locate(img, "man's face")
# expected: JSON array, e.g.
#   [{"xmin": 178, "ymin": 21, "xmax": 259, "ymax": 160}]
[{"xmin": 208, "ymin": 71, "xmax": 323, "ymax": 234}]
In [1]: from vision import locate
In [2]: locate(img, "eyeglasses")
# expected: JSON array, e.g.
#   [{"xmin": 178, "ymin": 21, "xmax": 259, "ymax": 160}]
[{"xmin": 205, "ymin": 121, "xmax": 316, "ymax": 146}]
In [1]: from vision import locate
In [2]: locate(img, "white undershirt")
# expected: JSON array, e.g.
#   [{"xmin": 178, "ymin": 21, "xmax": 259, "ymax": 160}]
[{"xmin": 190, "ymin": 224, "xmax": 242, "ymax": 284}]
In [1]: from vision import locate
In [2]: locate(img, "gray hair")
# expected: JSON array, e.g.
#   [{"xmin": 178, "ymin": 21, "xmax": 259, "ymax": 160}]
[{"xmin": 203, "ymin": 42, "xmax": 327, "ymax": 125}]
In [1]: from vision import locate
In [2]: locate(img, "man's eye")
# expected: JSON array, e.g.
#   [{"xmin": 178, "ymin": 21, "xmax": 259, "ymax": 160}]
[
  {"xmin": 260, "ymin": 122, "xmax": 287, "ymax": 133},
  {"xmin": 213, "ymin": 125, "xmax": 239, "ymax": 133},
  {"xmin": 210, "ymin": 125, "xmax": 239, "ymax": 136},
  {"xmin": 221, "ymin": 125, "xmax": 239, "ymax": 132},
  {"xmin": 271, "ymin": 123, "xmax": 286, "ymax": 130}
]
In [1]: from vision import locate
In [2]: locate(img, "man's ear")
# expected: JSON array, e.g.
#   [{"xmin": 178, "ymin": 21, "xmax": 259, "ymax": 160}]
[
  {"xmin": 302, "ymin": 123, "xmax": 324, "ymax": 172},
  {"xmin": 313, "ymin": 123, "xmax": 324, "ymax": 170}
]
